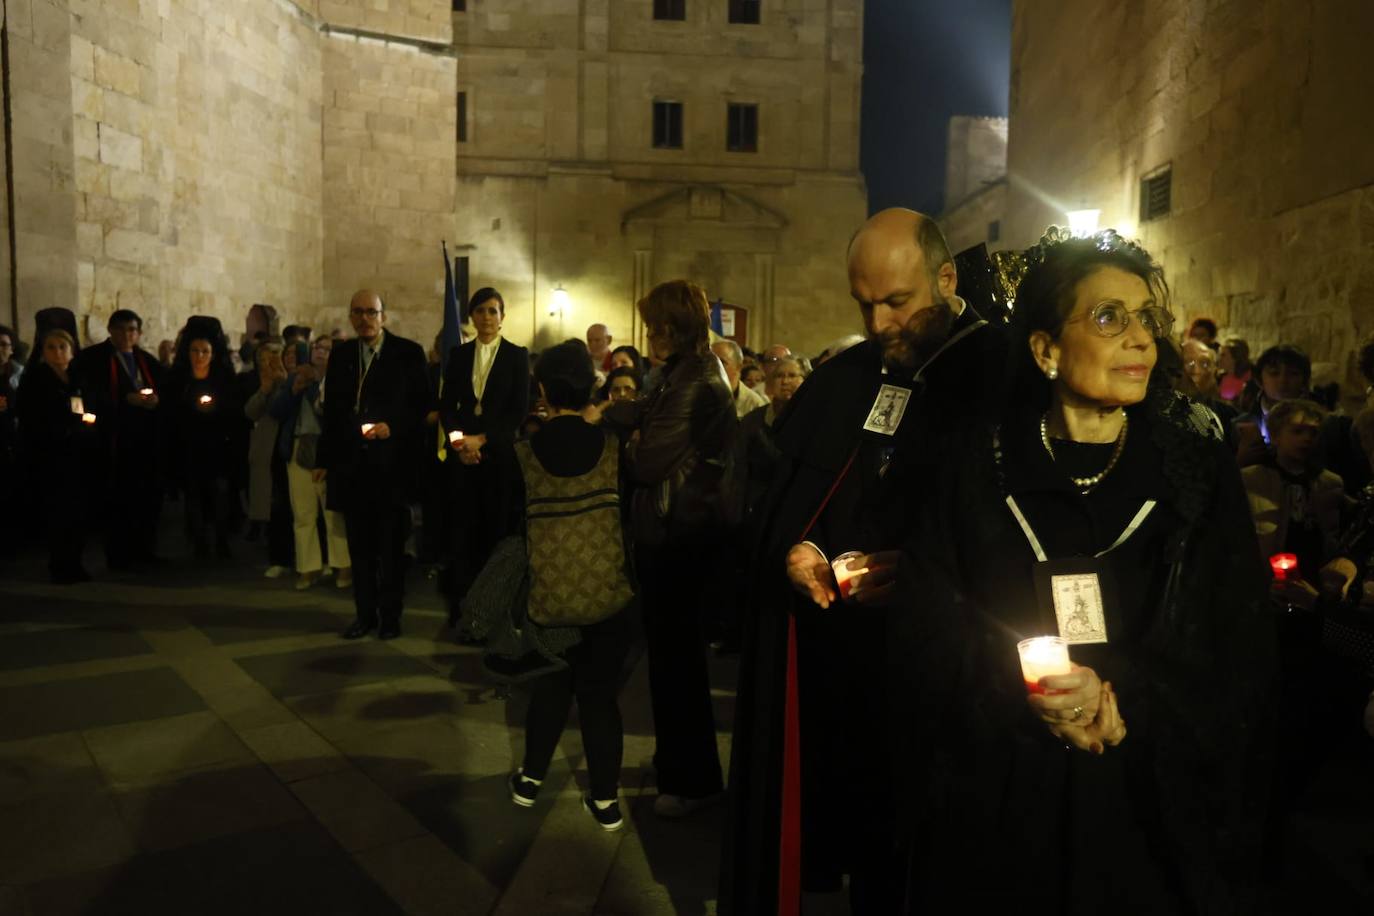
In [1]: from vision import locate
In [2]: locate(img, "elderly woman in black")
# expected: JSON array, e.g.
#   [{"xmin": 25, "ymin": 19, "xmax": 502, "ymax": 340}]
[
  {"xmin": 599, "ymin": 279, "xmax": 737, "ymax": 818},
  {"xmin": 164, "ymin": 324, "xmax": 240, "ymax": 559},
  {"xmin": 895, "ymin": 230, "xmax": 1275, "ymax": 913},
  {"xmin": 17, "ymin": 328, "xmax": 98, "ymax": 582}
]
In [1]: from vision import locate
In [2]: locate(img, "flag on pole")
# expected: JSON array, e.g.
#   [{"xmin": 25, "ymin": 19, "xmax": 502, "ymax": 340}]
[{"xmin": 437, "ymin": 241, "xmax": 462, "ymax": 461}]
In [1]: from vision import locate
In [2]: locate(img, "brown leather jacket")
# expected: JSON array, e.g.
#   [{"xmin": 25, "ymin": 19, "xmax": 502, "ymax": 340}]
[{"xmin": 602, "ymin": 350, "xmax": 737, "ymax": 545}]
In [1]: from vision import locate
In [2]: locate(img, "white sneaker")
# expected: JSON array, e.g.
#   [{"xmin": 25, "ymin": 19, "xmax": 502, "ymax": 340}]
[{"xmin": 264, "ymin": 565, "xmax": 288, "ymax": 579}]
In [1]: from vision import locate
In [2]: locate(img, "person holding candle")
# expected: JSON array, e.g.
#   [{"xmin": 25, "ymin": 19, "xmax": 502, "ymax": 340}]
[
  {"xmin": 244, "ymin": 339, "xmax": 294, "ymax": 578},
  {"xmin": 317, "ymin": 289, "xmax": 430, "ymax": 640},
  {"xmin": 16, "ymin": 328, "xmax": 98, "ymax": 583},
  {"xmin": 73, "ymin": 309, "xmax": 165, "ymax": 570},
  {"xmin": 720, "ymin": 209, "xmax": 1007, "ymax": 916},
  {"xmin": 437, "ymin": 288, "xmax": 530, "ymax": 623},
  {"xmin": 1240, "ymin": 398, "xmax": 1345, "ymax": 612},
  {"xmin": 163, "ymin": 322, "xmax": 240, "ymax": 559},
  {"xmin": 893, "ymin": 228, "xmax": 1276, "ymax": 913}
]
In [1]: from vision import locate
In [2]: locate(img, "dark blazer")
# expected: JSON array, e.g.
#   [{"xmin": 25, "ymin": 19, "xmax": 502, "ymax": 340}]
[
  {"xmin": 319, "ymin": 331, "xmax": 431, "ymax": 511},
  {"xmin": 73, "ymin": 340, "xmax": 163, "ymax": 460},
  {"xmin": 438, "ymin": 337, "xmax": 530, "ymax": 454}
]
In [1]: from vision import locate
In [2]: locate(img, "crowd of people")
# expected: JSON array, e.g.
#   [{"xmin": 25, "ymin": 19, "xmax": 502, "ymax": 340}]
[{"xmin": 1, "ymin": 207, "xmax": 1373, "ymax": 913}]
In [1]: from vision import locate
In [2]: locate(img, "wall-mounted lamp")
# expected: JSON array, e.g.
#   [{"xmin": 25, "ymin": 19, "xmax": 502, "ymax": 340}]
[
  {"xmin": 1066, "ymin": 209, "xmax": 1101, "ymax": 237},
  {"xmin": 550, "ymin": 284, "xmax": 570, "ymax": 317}
]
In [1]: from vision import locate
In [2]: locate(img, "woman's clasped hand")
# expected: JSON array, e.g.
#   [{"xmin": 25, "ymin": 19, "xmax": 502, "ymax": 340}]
[{"xmin": 1026, "ymin": 665, "xmax": 1128, "ymax": 755}]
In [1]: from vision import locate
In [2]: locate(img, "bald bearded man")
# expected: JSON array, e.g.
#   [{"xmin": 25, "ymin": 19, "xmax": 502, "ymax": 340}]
[{"xmin": 721, "ymin": 210, "xmax": 1007, "ymax": 916}]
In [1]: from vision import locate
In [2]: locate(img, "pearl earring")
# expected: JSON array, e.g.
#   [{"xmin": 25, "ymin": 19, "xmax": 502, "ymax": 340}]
[{"xmin": 1046, "ymin": 367, "xmax": 1059, "ymax": 380}]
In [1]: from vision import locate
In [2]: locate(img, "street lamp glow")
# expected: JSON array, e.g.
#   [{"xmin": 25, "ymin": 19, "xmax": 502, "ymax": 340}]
[
  {"xmin": 1067, "ymin": 209, "xmax": 1101, "ymax": 237},
  {"xmin": 550, "ymin": 284, "xmax": 570, "ymax": 317}
]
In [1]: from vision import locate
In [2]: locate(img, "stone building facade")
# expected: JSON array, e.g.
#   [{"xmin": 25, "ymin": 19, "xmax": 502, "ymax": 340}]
[
  {"xmin": 451, "ymin": 0, "xmax": 868, "ymax": 354},
  {"xmin": 938, "ymin": 115, "xmax": 1007, "ymax": 254},
  {"xmin": 1, "ymin": 0, "xmax": 866, "ymax": 356},
  {"xmin": 1004, "ymin": 0, "xmax": 1374, "ymax": 385}
]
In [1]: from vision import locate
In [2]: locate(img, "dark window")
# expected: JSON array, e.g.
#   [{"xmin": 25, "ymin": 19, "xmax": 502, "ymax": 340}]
[
  {"xmin": 728, "ymin": 0, "xmax": 761, "ymax": 24},
  {"xmin": 653, "ymin": 101, "xmax": 683, "ymax": 149},
  {"xmin": 987, "ymin": 219, "xmax": 1001, "ymax": 243},
  {"xmin": 1139, "ymin": 166, "xmax": 1172, "ymax": 221},
  {"xmin": 452, "ymin": 0, "xmax": 466, "ymax": 11},
  {"xmin": 456, "ymin": 92, "xmax": 468, "ymax": 143},
  {"xmin": 726, "ymin": 103, "xmax": 757, "ymax": 152},
  {"xmin": 654, "ymin": 0, "xmax": 686, "ymax": 19}
]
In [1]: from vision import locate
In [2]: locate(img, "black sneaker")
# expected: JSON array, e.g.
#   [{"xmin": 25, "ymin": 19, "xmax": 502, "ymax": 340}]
[
  {"xmin": 583, "ymin": 795, "xmax": 624, "ymax": 831},
  {"xmin": 508, "ymin": 770, "xmax": 539, "ymax": 807}
]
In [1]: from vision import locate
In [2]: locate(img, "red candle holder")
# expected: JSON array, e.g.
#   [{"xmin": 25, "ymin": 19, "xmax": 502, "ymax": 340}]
[{"xmin": 1269, "ymin": 553, "xmax": 1298, "ymax": 582}]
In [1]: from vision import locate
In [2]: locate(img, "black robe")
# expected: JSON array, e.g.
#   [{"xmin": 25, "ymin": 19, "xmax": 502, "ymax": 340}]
[
  {"xmin": 719, "ymin": 305, "xmax": 1007, "ymax": 915},
  {"xmin": 897, "ymin": 400, "xmax": 1275, "ymax": 914}
]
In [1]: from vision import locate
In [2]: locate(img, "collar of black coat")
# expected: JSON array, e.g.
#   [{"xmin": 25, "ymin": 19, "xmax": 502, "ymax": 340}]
[
  {"xmin": 996, "ymin": 403, "xmax": 1171, "ymax": 503},
  {"xmin": 771, "ymin": 303, "xmax": 990, "ymax": 472}
]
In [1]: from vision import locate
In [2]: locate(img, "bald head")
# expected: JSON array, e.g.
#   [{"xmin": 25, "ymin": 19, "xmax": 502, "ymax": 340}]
[
  {"xmin": 848, "ymin": 209, "xmax": 958, "ymax": 370},
  {"xmin": 349, "ymin": 288, "xmax": 386, "ymax": 343},
  {"xmin": 586, "ymin": 323, "xmax": 611, "ymax": 359}
]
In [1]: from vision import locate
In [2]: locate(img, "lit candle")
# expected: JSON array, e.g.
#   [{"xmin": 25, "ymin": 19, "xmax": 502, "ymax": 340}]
[
  {"xmin": 448, "ymin": 429, "xmax": 465, "ymax": 447},
  {"xmin": 1269, "ymin": 553, "xmax": 1298, "ymax": 582},
  {"xmin": 198, "ymin": 394, "xmax": 213, "ymax": 406},
  {"xmin": 1017, "ymin": 636, "xmax": 1072, "ymax": 694},
  {"xmin": 81, "ymin": 412, "xmax": 97, "ymax": 425},
  {"xmin": 360, "ymin": 422, "xmax": 376, "ymax": 435},
  {"xmin": 139, "ymin": 387, "xmax": 154, "ymax": 397},
  {"xmin": 831, "ymin": 551, "xmax": 868, "ymax": 601},
  {"xmin": 70, "ymin": 396, "xmax": 85, "ymax": 415}
]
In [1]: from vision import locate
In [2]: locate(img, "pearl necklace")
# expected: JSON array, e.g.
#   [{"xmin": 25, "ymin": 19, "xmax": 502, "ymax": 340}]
[{"xmin": 1040, "ymin": 412, "xmax": 1128, "ymax": 495}]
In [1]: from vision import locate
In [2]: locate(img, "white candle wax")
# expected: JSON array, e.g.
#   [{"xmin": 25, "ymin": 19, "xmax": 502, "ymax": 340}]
[
  {"xmin": 139, "ymin": 387, "xmax": 154, "ymax": 396},
  {"xmin": 1017, "ymin": 636, "xmax": 1072, "ymax": 693},
  {"xmin": 830, "ymin": 551, "xmax": 867, "ymax": 601},
  {"xmin": 198, "ymin": 394, "xmax": 213, "ymax": 405},
  {"xmin": 448, "ymin": 429, "xmax": 464, "ymax": 446},
  {"xmin": 81, "ymin": 412, "xmax": 97, "ymax": 425},
  {"xmin": 360, "ymin": 422, "xmax": 376, "ymax": 435}
]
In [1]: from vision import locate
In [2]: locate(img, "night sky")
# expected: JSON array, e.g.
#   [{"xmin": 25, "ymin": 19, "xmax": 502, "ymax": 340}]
[{"xmin": 860, "ymin": 0, "xmax": 1012, "ymax": 216}]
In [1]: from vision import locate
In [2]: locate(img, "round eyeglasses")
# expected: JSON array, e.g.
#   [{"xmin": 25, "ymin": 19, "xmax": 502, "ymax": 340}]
[{"xmin": 1067, "ymin": 303, "xmax": 1174, "ymax": 339}]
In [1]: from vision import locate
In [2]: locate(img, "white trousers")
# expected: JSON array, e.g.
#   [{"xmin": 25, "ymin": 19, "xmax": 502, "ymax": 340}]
[{"xmin": 286, "ymin": 442, "xmax": 350, "ymax": 573}]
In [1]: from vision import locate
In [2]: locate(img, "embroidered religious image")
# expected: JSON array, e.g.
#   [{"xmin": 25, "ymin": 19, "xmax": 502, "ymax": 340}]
[
  {"xmin": 1050, "ymin": 573, "xmax": 1109, "ymax": 644},
  {"xmin": 862, "ymin": 384, "xmax": 912, "ymax": 436}
]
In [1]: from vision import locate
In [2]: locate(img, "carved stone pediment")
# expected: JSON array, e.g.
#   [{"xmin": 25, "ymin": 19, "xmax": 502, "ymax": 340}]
[{"xmin": 621, "ymin": 185, "xmax": 788, "ymax": 232}]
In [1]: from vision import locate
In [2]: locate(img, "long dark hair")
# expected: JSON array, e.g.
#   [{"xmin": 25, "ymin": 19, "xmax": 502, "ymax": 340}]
[{"xmin": 1008, "ymin": 229, "xmax": 1171, "ymax": 411}]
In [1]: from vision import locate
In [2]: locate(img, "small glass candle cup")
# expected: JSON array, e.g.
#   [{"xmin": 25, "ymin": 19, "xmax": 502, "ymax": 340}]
[
  {"xmin": 448, "ymin": 429, "xmax": 465, "ymax": 447},
  {"xmin": 1017, "ymin": 636, "xmax": 1072, "ymax": 694},
  {"xmin": 139, "ymin": 387, "xmax": 154, "ymax": 397},
  {"xmin": 831, "ymin": 551, "xmax": 869, "ymax": 602},
  {"xmin": 1269, "ymin": 553, "xmax": 1299, "ymax": 582},
  {"xmin": 198, "ymin": 394, "xmax": 213, "ymax": 406},
  {"xmin": 81, "ymin": 412, "xmax": 97, "ymax": 425},
  {"xmin": 360, "ymin": 422, "xmax": 376, "ymax": 436}
]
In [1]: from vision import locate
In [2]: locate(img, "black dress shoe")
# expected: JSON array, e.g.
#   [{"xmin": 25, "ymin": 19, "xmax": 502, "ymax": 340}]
[
  {"xmin": 378, "ymin": 621, "xmax": 401, "ymax": 640},
  {"xmin": 341, "ymin": 620, "xmax": 375, "ymax": 640}
]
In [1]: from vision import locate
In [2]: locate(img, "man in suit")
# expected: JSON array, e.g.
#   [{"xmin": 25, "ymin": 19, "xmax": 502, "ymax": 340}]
[
  {"xmin": 317, "ymin": 289, "xmax": 431, "ymax": 640},
  {"xmin": 74, "ymin": 309, "xmax": 164, "ymax": 569},
  {"xmin": 438, "ymin": 287, "xmax": 530, "ymax": 619}
]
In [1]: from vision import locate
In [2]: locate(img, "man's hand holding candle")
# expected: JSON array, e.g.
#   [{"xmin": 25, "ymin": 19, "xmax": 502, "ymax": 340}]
[
  {"xmin": 786, "ymin": 543, "xmax": 836, "ymax": 609},
  {"xmin": 362, "ymin": 421, "xmax": 391, "ymax": 440},
  {"xmin": 840, "ymin": 550, "xmax": 900, "ymax": 605}
]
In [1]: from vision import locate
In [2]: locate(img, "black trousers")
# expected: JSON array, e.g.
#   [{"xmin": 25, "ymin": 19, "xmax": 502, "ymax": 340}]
[
  {"xmin": 522, "ymin": 612, "xmax": 631, "ymax": 800},
  {"xmin": 103, "ymin": 445, "xmax": 161, "ymax": 565},
  {"xmin": 637, "ymin": 540, "xmax": 725, "ymax": 798},
  {"xmin": 445, "ymin": 455, "xmax": 521, "ymax": 607},
  {"xmin": 344, "ymin": 500, "xmax": 409, "ymax": 626},
  {"xmin": 184, "ymin": 474, "xmax": 230, "ymax": 553},
  {"xmin": 266, "ymin": 453, "xmax": 294, "ymax": 568}
]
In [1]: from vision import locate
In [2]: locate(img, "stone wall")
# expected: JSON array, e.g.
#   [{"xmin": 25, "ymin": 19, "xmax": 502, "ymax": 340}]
[
  {"xmin": 943, "ymin": 116, "xmax": 1006, "ymax": 212},
  {"xmin": 320, "ymin": 0, "xmax": 450, "ymax": 43},
  {"xmin": 1005, "ymin": 0, "xmax": 1374, "ymax": 382},
  {"xmin": 940, "ymin": 179, "xmax": 1006, "ymax": 255},
  {"xmin": 318, "ymin": 32, "xmax": 456, "ymax": 342}
]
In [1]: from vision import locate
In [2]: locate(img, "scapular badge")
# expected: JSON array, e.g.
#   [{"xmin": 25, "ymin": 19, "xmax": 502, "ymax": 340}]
[{"xmin": 862, "ymin": 384, "xmax": 911, "ymax": 436}]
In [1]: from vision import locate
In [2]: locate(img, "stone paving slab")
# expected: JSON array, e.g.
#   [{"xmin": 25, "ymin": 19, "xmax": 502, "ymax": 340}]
[
  {"xmin": 184, "ymin": 603, "xmax": 354, "ymax": 645},
  {"xmin": 18, "ymin": 819, "xmax": 405, "ymax": 916},
  {"xmin": 0, "ymin": 625, "xmax": 152, "ymax": 671},
  {"xmin": 234, "ymin": 642, "xmax": 438, "ymax": 699},
  {"xmin": 0, "ymin": 667, "xmax": 205, "ymax": 742}
]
